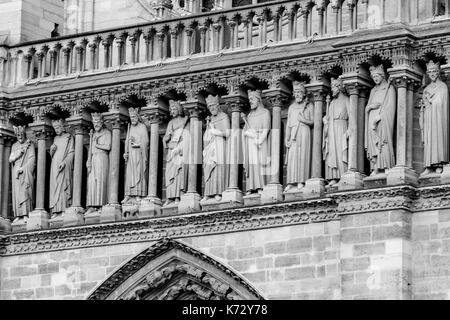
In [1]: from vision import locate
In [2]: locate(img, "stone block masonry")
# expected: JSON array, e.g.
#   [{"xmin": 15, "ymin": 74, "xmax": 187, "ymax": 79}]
[{"xmin": 2, "ymin": 208, "xmax": 450, "ymax": 299}]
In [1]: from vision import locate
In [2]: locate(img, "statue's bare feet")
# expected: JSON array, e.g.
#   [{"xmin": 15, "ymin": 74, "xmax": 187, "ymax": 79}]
[
  {"xmin": 436, "ymin": 167, "xmax": 443, "ymax": 174},
  {"xmin": 163, "ymin": 199, "xmax": 172, "ymax": 207},
  {"xmin": 245, "ymin": 191, "xmax": 252, "ymax": 196},
  {"xmin": 214, "ymin": 195, "xmax": 222, "ymax": 202},
  {"xmin": 12, "ymin": 217, "xmax": 20, "ymax": 224},
  {"xmin": 201, "ymin": 197, "xmax": 208, "ymax": 202},
  {"xmin": 421, "ymin": 168, "xmax": 432, "ymax": 176},
  {"xmin": 297, "ymin": 183, "xmax": 305, "ymax": 191},
  {"xmin": 257, "ymin": 189, "xmax": 263, "ymax": 195},
  {"xmin": 175, "ymin": 198, "xmax": 180, "ymax": 204},
  {"xmin": 284, "ymin": 184, "xmax": 295, "ymax": 192},
  {"xmin": 122, "ymin": 196, "xmax": 130, "ymax": 204},
  {"xmin": 328, "ymin": 180, "xmax": 338, "ymax": 187}
]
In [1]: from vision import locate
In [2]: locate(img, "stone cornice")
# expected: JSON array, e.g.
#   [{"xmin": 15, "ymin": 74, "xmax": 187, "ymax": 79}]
[
  {"xmin": 0, "ymin": 198, "xmax": 337, "ymax": 256},
  {"xmin": 2, "ymin": 184, "xmax": 450, "ymax": 256}
]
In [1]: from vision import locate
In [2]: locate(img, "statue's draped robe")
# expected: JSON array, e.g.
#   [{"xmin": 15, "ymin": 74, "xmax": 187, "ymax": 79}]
[
  {"xmin": 125, "ymin": 123, "xmax": 149, "ymax": 197},
  {"xmin": 421, "ymin": 78, "xmax": 449, "ymax": 167},
  {"xmin": 50, "ymin": 133, "xmax": 75, "ymax": 213},
  {"xmin": 365, "ymin": 81, "xmax": 397, "ymax": 171},
  {"xmin": 203, "ymin": 112, "xmax": 230, "ymax": 197},
  {"xmin": 87, "ymin": 128, "xmax": 111, "ymax": 206},
  {"xmin": 286, "ymin": 101, "xmax": 314, "ymax": 184},
  {"xmin": 10, "ymin": 140, "xmax": 35, "ymax": 217},
  {"xmin": 165, "ymin": 117, "xmax": 190, "ymax": 199},
  {"xmin": 242, "ymin": 108, "xmax": 271, "ymax": 192},
  {"xmin": 323, "ymin": 94, "xmax": 349, "ymax": 180}
]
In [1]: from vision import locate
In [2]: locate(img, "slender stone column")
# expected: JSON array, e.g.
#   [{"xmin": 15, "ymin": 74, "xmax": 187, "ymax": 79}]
[
  {"xmin": 64, "ymin": 115, "xmax": 90, "ymax": 226},
  {"xmin": 2, "ymin": 139, "xmax": 11, "ymax": 216},
  {"xmin": 178, "ymin": 100, "xmax": 205, "ymax": 214},
  {"xmin": 303, "ymin": 83, "xmax": 329, "ymax": 199},
  {"xmin": 184, "ymin": 28, "xmax": 194, "ymax": 55},
  {"xmin": 339, "ymin": 74, "xmax": 372, "ymax": 190},
  {"xmin": 386, "ymin": 68, "xmax": 422, "ymax": 186},
  {"xmin": 221, "ymin": 93, "xmax": 246, "ymax": 206},
  {"xmin": 228, "ymin": 21, "xmax": 237, "ymax": 49},
  {"xmin": 102, "ymin": 106, "xmax": 128, "ymax": 222},
  {"xmin": 27, "ymin": 122, "xmax": 53, "ymax": 231},
  {"xmin": 0, "ymin": 132, "xmax": 12, "ymax": 233},
  {"xmin": 261, "ymin": 88, "xmax": 290, "ymax": 204},
  {"xmin": 140, "ymin": 105, "xmax": 167, "ymax": 217}
]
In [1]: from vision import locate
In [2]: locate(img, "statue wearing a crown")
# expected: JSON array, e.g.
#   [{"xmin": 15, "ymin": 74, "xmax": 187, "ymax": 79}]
[
  {"xmin": 323, "ymin": 77, "xmax": 349, "ymax": 186},
  {"xmin": 86, "ymin": 113, "xmax": 111, "ymax": 214},
  {"xmin": 242, "ymin": 89, "xmax": 271, "ymax": 195},
  {"xmin": 284, "ymin": 81, "xmax": 314, "ymax": 192},
  {"xmin": 9, "ymin": 125, "xmax": 35, "ymax": 222},
  {"xmin": 364, "ymin": 64, "xmax": 397, "ymax": 175},
  {"xmin": 163, "ymin": 100, "xmax": 190, "ymax": 206},
  {"xmin": 420, "ymin": 60, "xmax": 449, "ymax": 175},
  {"xmin": 49, "ymin": 119, "xmax": 75, "ymax": 217},
  {"xmin": 123, "ymin": 108, "xmax": 149, "ymax": 204},
  {"xmin": 202, "ymin": 95, "xmax": 230, "ymax": 202}
]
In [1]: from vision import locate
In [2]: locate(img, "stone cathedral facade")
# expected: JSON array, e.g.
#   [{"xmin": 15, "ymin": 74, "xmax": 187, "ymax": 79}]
[{"xmin": 1, "ymin": 0, "xmax": 450, "ymax": 300}]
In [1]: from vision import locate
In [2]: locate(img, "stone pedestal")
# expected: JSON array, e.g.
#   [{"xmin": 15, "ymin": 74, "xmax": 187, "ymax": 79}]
[
  {"xmin": 101, "ymin": 204, "xmax": 122, "ymax": 223},
  {"xmin": 419, "ymin": 172, "xmax": 442, "ymax": 186},
  {"xmin": 221, "ymin": 189, "xmax": 244, "ymax": 208},
  {"xmin": 283, "ymin": 189, "xmax": 304, "ymax": 202},
  {"xmin": 338, "ymin": 171, "xmax": 365, "ymax": 191},
  {"xmin": 63, "ymin": 207, "xmax": 85, "ymax": 227},
  {"xmin": 84, "ymin": 209, "xmax": 101, "ymax": 225},
  {"xmin": 303, "ymin": 178, "xmax": 326, "ymax": 199},
  {"xmin": 363, "ymin": 173, "xmax": 387, "ymax": 188},
  {"xmin": 260, "ymin": 184, "xmax": 284, "ymax": 205},
  {"xmin": 441, "ymin": 164, "xmax": 450, "ymax": 184},
  {"xmin": 0, "ymin": 217, "xmax": 11, "ymax": 234},
  {"xmin": 178, "ymin": 193, "xmax": 201, "ymax": 214},
  {"xmin": 243, "ymin": 193, "xmax": 261, "ymax": 206},
  {"xmin": 200, "ymin": 197, "xmax": 223, "ymax": 211},
  {"xmin": 11, "ymin": 218, "xmax": 27, "ymax": 233},
  {"xmin": 386, "ymin": 166, "xmax": 418, "ymax": 187},
  {"xmin": 49, "ymin": 214, "xmax": 64, "ymax": 229},
  {"xmin": 27, "ymin": 210, "xmax": 49, "ymax": 231},
  {"xmin": 139, "ymin": 197, "xmax": 162, "ymax": 218},
  {"xmin": 162, "ymin": 202, "xmax": 180, "ymax": 216},
  {"xmin": 122, "ymin": 202, "xmax": 141, "ymax": 220}
]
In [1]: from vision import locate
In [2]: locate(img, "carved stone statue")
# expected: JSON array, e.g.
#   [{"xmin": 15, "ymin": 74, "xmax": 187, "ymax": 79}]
[
  {"xmin": 242, "ymin": 89, "xmax": 271, "ymax": 195},
  {"xmin": 202, "ymin": 95, "xmax": 230, "ymax": 202},
  {"xmin": 9, "ymin": 125, "xmax": 35, "ymax": 222},
  {"xmin": 163, "ymin": 100, "xmax": 190, "ymax": 206},
  {"xmin": 420, "ymin": 60, "xmax": 449, "ymax": 175},
  {"xmin": 123, "ymin": 107, "xmax": 149, "ymax": 204},
  {"xmin": 323, "ymin": 77, "xmax": 349, "ymax": 186},
  {"xmin": 86, "ymin": 113, "xmax": 111, "ymax": 214},
  {"xmin": 49, "ymin": 119, "xmax": 75, "ymax": 217},
  {"xmin": 364, "ymin": 65, "xmax": 397, "ymax": 175},
  {"xmin": 284, "ymin": 81, "xmax": 314, "ymax": 192}
]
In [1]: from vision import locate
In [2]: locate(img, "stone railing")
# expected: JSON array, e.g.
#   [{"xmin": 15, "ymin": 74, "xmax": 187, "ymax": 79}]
[{"xmin": 2, "ymin": 0, "xmax": 446, "ymax": 88}]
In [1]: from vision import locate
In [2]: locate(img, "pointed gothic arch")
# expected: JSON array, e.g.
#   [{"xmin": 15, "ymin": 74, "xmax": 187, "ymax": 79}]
[{"xmin": 87, "ymin": 238, "xmax": 265, "ymax": 300}]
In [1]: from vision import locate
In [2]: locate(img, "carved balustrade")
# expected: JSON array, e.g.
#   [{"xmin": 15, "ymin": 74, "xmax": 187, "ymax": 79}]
[{"xmin": 2, "ymin": 0, "xmax": 447, "ymax": 88}]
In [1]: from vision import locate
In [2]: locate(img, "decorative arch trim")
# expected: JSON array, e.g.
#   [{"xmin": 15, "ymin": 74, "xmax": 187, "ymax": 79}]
[{"xmin": 87, "ymin": 238, "xmax": 265, "ymax": 300}]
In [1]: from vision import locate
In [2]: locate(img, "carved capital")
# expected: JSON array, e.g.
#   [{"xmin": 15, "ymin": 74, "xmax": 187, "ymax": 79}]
[
  {"xmin": 66, "ymin": 116, "xmax": 91, "ymax": 136},
  {"xmin": 263, "ymin": 88, "xmax": 290, "ymax": 109},
  {"xmin": 185, "ymin": 27, "xmax": 194, "ymax": 37},
  {"xmin": 305, "ymin": 83, "xmax": 330, "ymax": 102},
  {"xmin": 182, "ymin": 101, "xmax": 206, "ymax": 119},
  {"xmin": 222, "ymin": 93, "xmax": 248, "ymax": 113},
  {"xmin": 141, "ymin": 105, "xmax": 169, "ymax": 125},
  {"xmin": 29, "ymin": 123, "xmax": 54, "ymax": 140}
]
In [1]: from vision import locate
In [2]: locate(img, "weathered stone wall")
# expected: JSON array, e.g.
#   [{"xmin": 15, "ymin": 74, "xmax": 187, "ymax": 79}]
[
  {"xmin": 2, "ymin": 209, "xmax": 450, "ymax": 300},
  {"xmin": 412, "ymin": 209, "xmax": 450, "ymax": 299},
  {"xmin": 0, "ymin": 0, "xmax": 63, "ymax": 45},
  {"xmin": 0, "ymin": 222, "xmax": 340, "ymax": 300}
]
